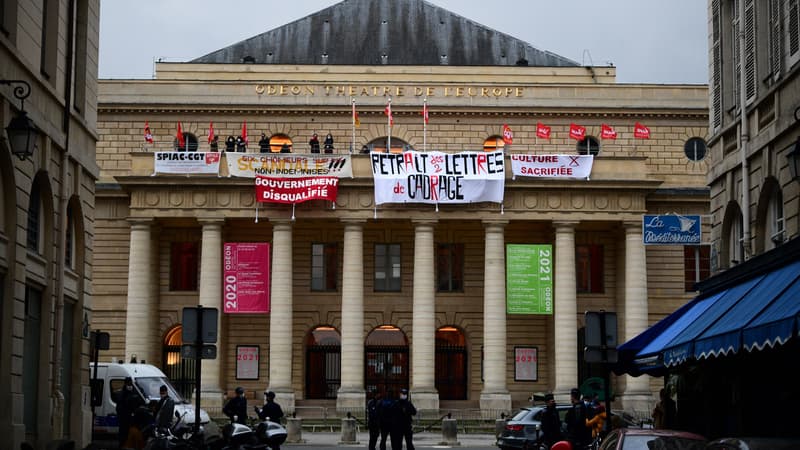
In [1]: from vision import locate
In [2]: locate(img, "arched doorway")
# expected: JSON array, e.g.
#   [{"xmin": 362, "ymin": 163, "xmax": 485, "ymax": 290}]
[
  {"xmin": 435, "ymin": 326, "xmax": 467, "ymax": 399},
  {"xmin": 365, "ymin": 325, "xmax": 409, "ymax": 396},
  {"xmin": 305, "ymin": 326, "xmax": 341, "ymax": 399},
  {"xmin": 365, "ymin": 137, "xmax": 411, "ymax": 153},
  {"xmin": 162, "ymin": 325, "xmax": 195, "ymax": 400}
]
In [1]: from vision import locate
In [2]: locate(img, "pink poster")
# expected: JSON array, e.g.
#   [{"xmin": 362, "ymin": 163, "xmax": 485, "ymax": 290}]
[{"xmin": 223, "ymin": 243, "xmax": 270, "ymax": 314}]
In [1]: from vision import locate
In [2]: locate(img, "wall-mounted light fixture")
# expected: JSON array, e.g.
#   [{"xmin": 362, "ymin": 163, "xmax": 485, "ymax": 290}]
[{"xmin": 1, "ymin": 79, "xmax": 37, "ymax": 160}]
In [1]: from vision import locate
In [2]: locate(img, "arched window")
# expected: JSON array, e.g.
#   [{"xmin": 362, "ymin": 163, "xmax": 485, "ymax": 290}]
[
  {"xmin": 65, "ymin": 205, "xmax": 75, "ymax": 270},
  {"xmin": 576, "ymin": 136, "xmax": 600, "ymax": 155},
  {"xmin": 365, "ymin": 325, "xmax": 408, "ymax": 396},
  {"xmin": 366, "ymin": 137, "xmax": 411, "ymax": 154},
  {"xmin": 435, "ymin": 326, "xmax": 467, "ymax": 400},
  {"xmin": 483, "ymin": 136, "xmax": 505, "ymax": 152},
  {"xmin": 162, "ymin": 325, "xmax": 195, "ymax": 400},
  {"xmin": 269, "ymin": 134, "xmax": 293, "ymax": 153},
  {"xmin": 306, "ymin": 326, "xmax": 341, "ymax": 399},
  {"xmin": 26, "ymin": 181, "xmax": 42, "ymax": 252},
  {"xmin": 722, "ymin": 202, "xmax": 745, "ymax": 267},
  {"xmin": 174, "ymin": 132, "xmax": 199, "ymax": 152}
]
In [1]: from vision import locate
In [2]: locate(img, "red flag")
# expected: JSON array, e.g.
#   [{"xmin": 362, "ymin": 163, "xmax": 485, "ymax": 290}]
[
  {"xmin": 385, "ymin": 100, "xmax": 393, "ymax": 126},
  {"xmin": 569, "ymin": 123, "xmax": 586, "ymax": 141},
  {"xmin": 536, "ymin": 122, "xmax": 551, "ymax": 139},
  {"xmin": 352, "ymin": 102, "xmax": 361, "ymax": 127},
  {"xmin": 241, "ymin": 120, "xmax": 248, "ymax": 144},
  {"xmin": 634, "ymin": 122, "xmax": 651, "ymax": 139},
  {"xmin": 600, "ymin": 124, "xmax": 617, "ymax": 140},
  {"xmin": 208, "ymin": 122, "xmax": 215, "ymax": 144},
  {"xmin": 422, "ymin": 102, "xmax": 429, "ymax": 124},
  {"xmin": 502, "ymin": 124, "xmax": 513, "ymax": 145},
  {"xmin": 144, "ymin": 122, "xmax": 154, "ymax": 144},
  {"xmin": 176, "ymin": 122, "xmax": 185, "ymax": 148}
]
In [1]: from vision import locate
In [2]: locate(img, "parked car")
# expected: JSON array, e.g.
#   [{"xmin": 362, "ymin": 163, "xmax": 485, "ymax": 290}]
[
  {"xmin": 497, "ymin": 406, "xmax": 571, "ymax": 450},
  {"xmin": 599, "ymin": 428, "xmax": 706, "ymax": 450},
  {"xmin": 705, "ymin": 437, "xmax": 800, "ymax": 450}
]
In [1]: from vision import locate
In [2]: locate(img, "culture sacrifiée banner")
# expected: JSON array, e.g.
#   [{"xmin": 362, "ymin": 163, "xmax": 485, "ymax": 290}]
[
  {"xmin": 370, "ymin": 150, "xmax": 505, "ymax": 205},
  {"xmin": 223, "ymin": 242, "xmax": 270, "ymax": 314},
  {"xmin": 255, "ymin": 175, "xmax": 339, "ymax": 204},
  {"xmin": 227, "ymin": 153, "xmax": 353, "ymax": 178},
  {"xmin": 506, "ymin": 244, "xmax": 553, "ymax": 314},
  {"xmin": 509, "ymin": 154, "xmax": 594, "ymax": 179},
  {"xmin": 153, "ymin": 152, "xmax": 222, "ymax": 175}
]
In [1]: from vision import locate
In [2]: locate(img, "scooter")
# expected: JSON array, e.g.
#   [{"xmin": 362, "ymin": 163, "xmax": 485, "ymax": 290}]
[
  {"xmin": 251, "ymin": 407, "xmax": 288, "ymax": 450},
  {"xmin": 217, "ymin": 416, "xmax": 269, "ymax": 450}
]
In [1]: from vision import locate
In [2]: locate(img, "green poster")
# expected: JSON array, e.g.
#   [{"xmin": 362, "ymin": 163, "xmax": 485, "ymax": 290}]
[{"xmin": 506, "ymin": 244, "xmax": 553, "ymax": 314}]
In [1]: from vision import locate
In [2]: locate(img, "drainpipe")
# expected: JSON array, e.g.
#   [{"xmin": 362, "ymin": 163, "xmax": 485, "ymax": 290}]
[{"xmin": 738, "ymin": 0, "xmax": 751, "ymax": 259}]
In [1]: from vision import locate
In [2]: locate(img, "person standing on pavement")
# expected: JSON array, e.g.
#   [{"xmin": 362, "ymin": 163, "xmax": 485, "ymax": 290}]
[
  {"xmin": 564, "ymin": 388, "xmax": 592, "ymax": 449},
  {"xmin": 378, "ymin": 389, "xmax": 396, "ymax": 450},
  {"xmin": 540, "ymin": 393, "xmax": 563, "ymax": 449},
  {"xmin": 652, "ymin": 388, "xmax": 677, "ymax": 429},
  {"xmin": 115, "ymin": 376, "xmax": 144, "ymax": 447},
  {"xmin": 155, "ymin": 384, "xmax": 176, "ymax": 431},
  {"xmin": 367, "ymin": 389, "xmax": 382, "ymax": 450},
  {"xmin": 223, "ymin": 386, "xmax": 248, "ymax": 424},
  {"xmin": 256, "ymin": 390, "xmax": 285, "ymax": 424},
  {"xmin": 393, "ymin": 388, "xmax": 417, "ymax": 450}
]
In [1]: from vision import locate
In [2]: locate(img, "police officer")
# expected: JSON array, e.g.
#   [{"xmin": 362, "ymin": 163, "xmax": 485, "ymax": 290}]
[
  {"xmin": 223, "ymin": 387, "xmax": 248, "ymax": 424},
  {"xmin": 394, "ymin": 388, "xmax": 416, "ymax": 450}
]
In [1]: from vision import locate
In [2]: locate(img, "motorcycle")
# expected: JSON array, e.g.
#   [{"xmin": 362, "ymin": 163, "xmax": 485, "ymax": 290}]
[
  {"xmin": 216, "ymin": 417, "xmax": 269, "ymax": 450},
  {"xmin": 251, "ymin": 407, "xmax": 288, "ymax": 450},
  {"xmin": 144, "ymin": 411, "xmax": 199, "ymax": 449}
]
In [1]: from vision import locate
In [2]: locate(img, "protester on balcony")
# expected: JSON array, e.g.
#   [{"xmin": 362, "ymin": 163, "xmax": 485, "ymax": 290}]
[
  {"xmin": 309, "ymin": 133, "xmax": 320, "ymax": 153},
  {"xmin": 323, "ymin": 133, "xmax": 334, "ymax": 153},
  {"xmin": 259, "ymin": 133, "xmax": 270, "ymax": 153}
]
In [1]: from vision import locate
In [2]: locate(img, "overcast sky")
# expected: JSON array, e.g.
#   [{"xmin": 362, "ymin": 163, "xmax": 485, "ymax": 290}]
[{"xmin": 99, "ymin": 0, "xmax": 708, "ymax": 84}]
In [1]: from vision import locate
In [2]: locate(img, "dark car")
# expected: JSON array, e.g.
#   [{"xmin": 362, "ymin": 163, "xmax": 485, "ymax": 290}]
[
  {"xmin": 497, "ymin": 406, "xmax": 571, "ymax": 450},
  {"xmin": 599, "ymin": 428, "xmax": 706, "ymax": 450},
  {"xmin": 705, "ymin": 437, "xmax": 800, "ymax": 450}
]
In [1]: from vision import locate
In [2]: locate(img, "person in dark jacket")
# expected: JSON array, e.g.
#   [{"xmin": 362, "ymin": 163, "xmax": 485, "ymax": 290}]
[
  {"xmin": 393, "ymin": 388, "xmax": 417, "ymax": 450},
  {"xmin": 256, "ymin": 390, "xmax": 284, "ymax": 423},
  {"xmin": 309, "ymin": 133, "xmax": 320, "ymax": 153},
  {"xmin": 564, "ymin": 388, "xmax": 592, "ymax": 449},
  {"xmin": 367, "ymin": 389, "xmax": 382, "ymax": 450},
  {"xmin": 115, "ymin": 377, "xmax": 145, "ymax": 447},
  {"xmin": 155, "ymin": 384, "xmax": 176, "ymax": 430},
  {"xmin": 323, "ymin": 133, "xmax": 335, "ymax": 153},
  {"xmin": 223, "ymin": 386, "xmax": 248, "ymax": 424},
  {"xmin": 540, "ymin": 393, "xmax": 563, "ymax": 449},
  {"xmin": 378, "ymin": 389, "xmax": 396, "ymax": 450}
]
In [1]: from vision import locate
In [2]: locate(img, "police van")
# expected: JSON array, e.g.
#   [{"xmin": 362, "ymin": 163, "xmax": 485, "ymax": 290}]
[{"xmin": 90, "ymin": 362, "xmax": 210, "ymax": 436}]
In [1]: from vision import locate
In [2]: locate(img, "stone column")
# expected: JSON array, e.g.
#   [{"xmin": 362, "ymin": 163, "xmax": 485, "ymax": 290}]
[
  {"xmin": 480, "ymin": 220, "xmax": 511, "ymax": 413},
  {"xmin": 198, "ymin": 219, "xmax": 224, "ymax": 409},
  {"xmin": 269, "ymin": 220, "xmax": 295, "ymax": 411},
  {"xmin": 553, "ymin": 221, "xmax": 578, "ymax": 401},
  {"xmin": 337, "ymin": 220, "xmax": 366, "ymax": 412},
  {"xmin": 124, "ymin": 219, "xmax": 158, "ymax": 363},
  {"xmin": 621, "ymin": 221, "xmax": 651, "ymax": 411},
  {"xmin": 411, "ymin": 220, "xmax": 439, "ymax": 411}
]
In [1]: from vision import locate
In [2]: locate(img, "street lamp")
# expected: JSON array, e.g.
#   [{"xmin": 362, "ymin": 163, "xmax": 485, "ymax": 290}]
[
  {"xmin": 1, "ymin": 79, "xmax": 37, "ymax": 160},
  {"xmin": 788, "ymin": 136, "xmax": 800, "ymax": 183}
]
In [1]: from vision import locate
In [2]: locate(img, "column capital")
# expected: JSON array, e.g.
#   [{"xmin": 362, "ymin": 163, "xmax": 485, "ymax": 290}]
[
  {"xmin": 127, "ymin": 218, "xmax": 154, "ymax": 227},
  {"xmin": 340, "ymin": 218, "xmax": 367, "ymax": 225},
  {"xmin": 552, "ymin": 220, "xmax": 580, "ymax": 230},
  {"xmin": 622, "ymin": 220, "xmax": 643, "ymax": 232},
  {"xmin": 197, "ymin": 217, "xmax": 225, "ymax": 227},
  {"xmin": 482, "ymin": 219, "xmax": 508, "ymax": 229}
]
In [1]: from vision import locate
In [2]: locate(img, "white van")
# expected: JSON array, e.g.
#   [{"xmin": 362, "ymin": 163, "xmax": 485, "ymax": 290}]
[{"xmin": 90, "ymin": 362, "xmax": 210, "ymax": 436}]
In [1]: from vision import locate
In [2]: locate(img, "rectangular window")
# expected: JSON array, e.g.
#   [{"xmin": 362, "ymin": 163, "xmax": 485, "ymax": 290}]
[
  {"xmin": 436, "ymin": 243, "xmax": 464, "ymax": 292},
  {"xmin": 170, "ymin": 242, "xmax": 198, "ymax": 291},
  {"xmin": 1, "ymin": 0, "xmax": 17, "ymax": 41},
  {"xmin": 374, "ymin": 243, "xmax": 401, "ymax": 292},
  {"xmin": 40, "ymin": 0, "xmax": 59, "ymax": 81},
  {"xmin": 311, "ymin": 243, "xmax": 338, "ymax": 291},
  {"xmin": 684, "ymin": 246, "xmax": 711, "ymax": 292},
  {"xmin": 712, "ymin": 0, "xmax": 723, "ymax": 128},
  {"xmin": 576, "ymin": 244, "xmax": 604, "ymax": 294},
  {"xmin": 24, "ymin": 285, "xmax": 42, "ymax": 434},
  {"xmin": 72, "ymin": 0, "xmax": 89, "ymax": 115},
  {"xmin": 788, "ymin": 0, "xmax": 800, "ymax": 66},
  {"xmin": 26, "ymin": 184, "xmax": 41, "ymax": 253}
]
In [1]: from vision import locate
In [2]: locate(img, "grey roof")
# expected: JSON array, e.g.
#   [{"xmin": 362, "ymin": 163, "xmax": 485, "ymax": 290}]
[{"xmin": 192, "ymin": 0, "xmax": 579, "ymax": 67}]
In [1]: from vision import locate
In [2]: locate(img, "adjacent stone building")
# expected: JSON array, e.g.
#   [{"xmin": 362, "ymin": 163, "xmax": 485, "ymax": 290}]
[
  {"xmin": 94, "ymin": 0, "xmax": 709, "ymax": 418},
  {"xmin": 1, "ymin": 0, "xmax": 99, "ymax": 448}
]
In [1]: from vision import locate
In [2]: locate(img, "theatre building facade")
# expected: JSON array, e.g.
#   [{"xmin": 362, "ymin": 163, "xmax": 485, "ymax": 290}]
[{"xmin": 93, "ymin": 0, "xmax": 709, "ymax": 417}]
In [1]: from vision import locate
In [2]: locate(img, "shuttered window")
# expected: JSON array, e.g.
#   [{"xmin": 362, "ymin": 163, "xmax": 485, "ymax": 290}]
[
  {"xmin": 731, "ymin": 0, "xmax": 741, "ymax": 109},
  {"xmin": 789, "ymin": 0, "xmax": 800, "ymax": 66},
  {"xmin": 712, "ymin": 0, "xmax": 723, "ymax": 129},
  {"xmin": 769, "ymin": 0, "xmax": 783, "ymax": 80},
  {"xmin": 744, "ymin": 0, "xmax": 756, "ymax": 102}
]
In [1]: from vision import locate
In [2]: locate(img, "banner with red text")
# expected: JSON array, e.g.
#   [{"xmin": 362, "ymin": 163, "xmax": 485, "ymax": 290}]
[
  {"xmin": 510, "ymin": 154, "xmax": 594, "ymax": 179},
  {"xmin": 227, "ymin": 153, "xmax": 353, "ymax": 178},
  {"xmin": 255, "ymin": 176, "xmax": 339, "ymax": 204},
  {"xmin": 370, "ymin": 150, "xmax": 505, "ymax": 205},
  {"xmin": 154, "ymin": 152, "xmax": 221, "ymax": 175},
  {"xmin": 223, "ymin": 242, "xmax": 270, "ymax": 314}
]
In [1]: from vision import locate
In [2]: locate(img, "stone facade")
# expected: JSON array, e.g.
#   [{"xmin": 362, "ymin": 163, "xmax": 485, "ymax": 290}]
[{"xmin": 1, "ymin": 0, "xmax": 99, "ymax": 448}]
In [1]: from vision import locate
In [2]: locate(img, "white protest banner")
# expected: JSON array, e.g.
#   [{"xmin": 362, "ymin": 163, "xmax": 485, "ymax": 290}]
[
  {"xmin": 255, "ymin": 175, "xmax": 340, "ymax": 204},
  {"xmin": 227, "ymin": 153, "xmax": 353, "ymax": 178},
  {"xmin": 153, "ymin": 152, "xmax": 221, "ymax": 175},
  {"xmin": 510, "ymin": 154, "xmax": 594, "ymax": 179},
  {"xmin": 370, "ymin": 150, "xmax": 505, "ymax": 205}
]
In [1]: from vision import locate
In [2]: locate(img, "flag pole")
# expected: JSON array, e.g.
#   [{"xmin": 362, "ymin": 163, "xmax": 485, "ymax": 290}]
[
  {"xmin": 351, "ymin": 97, "xmax": 356, "ymax": 153},
  {"xmin": 387, "ymin": 97, "xmax": 392, "ymax": 153},
  {"xmin": 423, "ymin": 97, "xmax": 427, "ymax": 152}
]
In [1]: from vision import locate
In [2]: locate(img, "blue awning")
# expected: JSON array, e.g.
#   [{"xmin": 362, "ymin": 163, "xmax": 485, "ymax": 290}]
[{"xmin": 618, "ymin": 258, "xmax": 800, "ymax": 375}]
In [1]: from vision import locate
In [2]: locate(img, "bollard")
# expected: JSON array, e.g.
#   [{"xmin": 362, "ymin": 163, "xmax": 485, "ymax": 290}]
[
  {"xmin": 340, "ymin": 416, "xmax": 359, "ymax": 444},
  {"xmin": 440, "ymin": 417, "xmax": 460, "ymax": 446},
  {"xmin": 286, "ymin": 417, "xmax": 304, "ymax": 443},
  {"xmin": 495, "ymin": 418, "xmax": 507, "ymax": 441}
]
